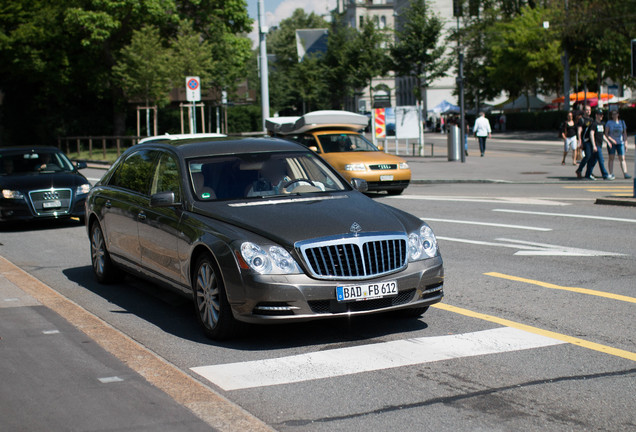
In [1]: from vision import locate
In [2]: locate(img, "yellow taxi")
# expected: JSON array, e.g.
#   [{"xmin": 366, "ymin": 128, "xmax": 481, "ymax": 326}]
[{"xmin": 266, "ymin": 111, "xmax": 411, "ymax": 195}]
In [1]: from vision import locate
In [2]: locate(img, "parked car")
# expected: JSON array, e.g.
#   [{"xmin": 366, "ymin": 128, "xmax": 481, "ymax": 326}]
[
  {"xmin": 85, "ymin": 137, "xmax": 443, "ymax": 340},
  {"xmin": 0, "ymin": 147, "xmax": 90, "ymax": 224},
  {"xmin": 266, "ymin": 110, "xmax": 411, "ymax": 195}
]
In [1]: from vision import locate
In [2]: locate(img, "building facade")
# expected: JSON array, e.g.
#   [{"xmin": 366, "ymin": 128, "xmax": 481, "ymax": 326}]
[{"xmin": 337, "ymin": 0, "xmax": 458, "ymax": 114}]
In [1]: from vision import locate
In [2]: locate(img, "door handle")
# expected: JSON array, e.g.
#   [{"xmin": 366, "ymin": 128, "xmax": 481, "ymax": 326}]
[
  {"xmin": 105, "ymin": 200, "xmax": 111, "ymax": 209},
  {"xmin": 137, "ymin": 211, "xmax": 146, "ymax": 221}
]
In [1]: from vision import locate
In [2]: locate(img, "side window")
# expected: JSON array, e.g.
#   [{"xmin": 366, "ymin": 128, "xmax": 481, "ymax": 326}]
[
  {"xmin": 109, "ymin": 150, "xmax": 158, "ymax": 195},
  {"xmin": 151, "ymin": 153, "xmax": 181, "ymax": 202}
]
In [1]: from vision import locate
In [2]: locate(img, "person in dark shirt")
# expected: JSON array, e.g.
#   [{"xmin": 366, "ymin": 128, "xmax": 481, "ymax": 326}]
[
  {"xmin": 560, "ymin": 112, "xmax": 578, "ymax": 165},
  {"xmin": 584, "ymin": 109, "xmax": 614, "ymax": 180},
  {"xmin": 575, "ymin": 105, "xmax": 593, "ymax": 178}
]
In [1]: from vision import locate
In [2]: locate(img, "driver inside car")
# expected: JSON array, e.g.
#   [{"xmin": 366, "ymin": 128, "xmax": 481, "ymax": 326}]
[{"xmin": 246, "ymin": 157, "xmax": 323, "ymax": 197}]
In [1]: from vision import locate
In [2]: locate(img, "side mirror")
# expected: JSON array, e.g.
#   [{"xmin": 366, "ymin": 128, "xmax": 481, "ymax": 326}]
[
  {"xmin": 150, "ymin": 191, "xmax": 180, "ymax": 207},
  {"xmin": 350, "ymin": 178, "xmax": 368, "ymax": 192},
  {"xmin": 75, "ymin": 161, "xmax": 88, "ymax": 169},
  {"xmin": 309, "ymin": 146, "xmax": 319, "ymax": 153}
]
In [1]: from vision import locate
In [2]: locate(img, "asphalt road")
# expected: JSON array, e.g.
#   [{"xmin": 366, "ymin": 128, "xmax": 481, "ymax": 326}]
[{"xmin": 1, "ymin": 138, "xmax": 635, "ymax": 431}]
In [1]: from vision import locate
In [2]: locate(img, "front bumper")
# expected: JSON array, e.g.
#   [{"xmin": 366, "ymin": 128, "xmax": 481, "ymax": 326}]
[{"xmin": 227, "ymin": 255, "xmax": 443, "ymax": 323}]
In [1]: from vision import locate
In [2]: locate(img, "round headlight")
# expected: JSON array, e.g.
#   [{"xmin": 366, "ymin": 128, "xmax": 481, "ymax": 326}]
[
  {"xmin": 240, "ymin": 242, "xmax": 272, "ymax": 274},
  {"xmin": 420, "ymin": 225, "xmax": 437, "ymax": 258}
]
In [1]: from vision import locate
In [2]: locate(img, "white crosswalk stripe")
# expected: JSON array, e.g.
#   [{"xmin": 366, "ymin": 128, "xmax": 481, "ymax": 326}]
[{"xmin": 191, "ymin": 327, "xmax": 566, "ymax": 391}]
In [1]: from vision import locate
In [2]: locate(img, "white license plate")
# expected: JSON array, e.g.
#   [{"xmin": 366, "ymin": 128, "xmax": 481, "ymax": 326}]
[
  {"xmin": 380, "ymin": 175, "xmax": 394, "ymax": 181},
  {"xmin": 336, "ymin": 280, "xmax": 397, "ymax": 302},
  {"xmin": 43, "ymin": 200, "xmax": 62, "ymax": 208}
]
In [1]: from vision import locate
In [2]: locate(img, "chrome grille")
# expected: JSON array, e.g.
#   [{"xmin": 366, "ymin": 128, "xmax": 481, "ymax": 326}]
[
  {"xmin": 298, "ymin": 233, "xmax": 408, "ymax": 280},
  {"xmin": 369, "ymin": 164, "xmax": 397, "ymax": 170},
  {"xmin": 28, "ymin": 188, "xmax": 73, "ymax": 216}
]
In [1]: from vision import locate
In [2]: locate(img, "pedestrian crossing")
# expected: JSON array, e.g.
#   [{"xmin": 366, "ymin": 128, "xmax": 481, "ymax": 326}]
[{"xmin": 191, "ymin": 327, "xmax": 565, "ymax": 391}]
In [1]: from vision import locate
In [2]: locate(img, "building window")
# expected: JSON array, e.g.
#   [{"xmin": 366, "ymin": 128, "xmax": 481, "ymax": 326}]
[
  {"xmin": 359, "ymin": 15, "xmax": 364, "ymax": 28},
  {"xmin": 380, "ymin": 16, "xmax": 386, "ymax": 29}
]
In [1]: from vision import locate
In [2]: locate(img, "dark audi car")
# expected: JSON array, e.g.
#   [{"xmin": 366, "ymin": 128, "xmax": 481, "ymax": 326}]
[
  {"xmin": 1, "ymin": 147, "xmax": 90, "ymax": 223},
  {"xmin": 85, "ymin": 137, "xmax": 444, "ymax": 339}
]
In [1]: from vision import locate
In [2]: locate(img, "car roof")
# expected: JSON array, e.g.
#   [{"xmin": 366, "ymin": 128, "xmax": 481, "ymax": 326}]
[
  {"xmin": 131, "ymin": 136, "xmax": 309, "ymax": 159},
  {"xmin": 138, "ymin": 132, "xmax": 227, "ymax": 144}
]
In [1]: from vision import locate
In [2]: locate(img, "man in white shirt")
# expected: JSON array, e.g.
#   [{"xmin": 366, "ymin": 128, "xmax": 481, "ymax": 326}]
[{"xmin": 473, "ymin": 112, "xmax": 492, "ymax": 157}]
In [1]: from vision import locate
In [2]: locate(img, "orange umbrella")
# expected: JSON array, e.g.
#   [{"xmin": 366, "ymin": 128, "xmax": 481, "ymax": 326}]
[{"xmin": 551, "ymin": 91, "xmax": 601, "ymax": 104}]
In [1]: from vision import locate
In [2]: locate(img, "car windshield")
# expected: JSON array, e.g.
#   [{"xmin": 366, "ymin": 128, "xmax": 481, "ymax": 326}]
[
  {"xmin": 317, "ymin": 133, "xmax": 379, "ymax": 153},
  {"xmin": 188, "ymin": 151, "xmax": 349, "ymax": 201},
  {"xmin": 0, "ymin": 150, "xmax": 75, "ymax": 175}
]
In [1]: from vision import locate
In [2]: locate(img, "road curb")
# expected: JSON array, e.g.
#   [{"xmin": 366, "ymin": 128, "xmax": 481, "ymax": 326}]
[{"xmin": 0, "ymin": 255, "xmax": 275, "ymax": 432}]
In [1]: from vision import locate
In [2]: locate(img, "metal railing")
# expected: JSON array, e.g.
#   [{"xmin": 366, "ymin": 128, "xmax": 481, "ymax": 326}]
[{"xmin": 57, "ymin": 136, "xmax": 142, "ymax": 161}]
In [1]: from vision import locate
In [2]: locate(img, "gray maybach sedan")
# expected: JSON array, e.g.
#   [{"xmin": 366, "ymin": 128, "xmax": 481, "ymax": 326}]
[{"xmin": 85, "ymin": 137, "xmax": 444, "ymax": 339}]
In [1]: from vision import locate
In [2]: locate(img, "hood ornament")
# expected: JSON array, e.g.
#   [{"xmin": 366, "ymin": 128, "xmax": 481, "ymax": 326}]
[{"xmin": 350, "ymin": 222, "xmax": 362, "ymax": 236}]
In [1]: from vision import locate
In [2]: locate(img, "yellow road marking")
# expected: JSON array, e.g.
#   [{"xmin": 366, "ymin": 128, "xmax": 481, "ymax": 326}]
[
  {"xmin": 485, "ymin": 272, "xmax": 636, "ymax": 304},
  {"xmin": 432, "ymin": 303, "xmax": 636, "ymax": 362}
]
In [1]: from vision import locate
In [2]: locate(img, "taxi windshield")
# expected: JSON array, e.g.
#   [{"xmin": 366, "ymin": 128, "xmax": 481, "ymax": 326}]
[
  {"xmin": 0, "ymin": 150, "xmax": 75, "ymax": 175},
  {"xmin": 317, "ymin": 134, "xmax": 379, "ymax": 153}
]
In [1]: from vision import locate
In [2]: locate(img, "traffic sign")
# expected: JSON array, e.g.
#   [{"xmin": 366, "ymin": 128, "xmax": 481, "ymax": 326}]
[{"xmin": 186, "ymin": 76, "xmax": 201, "ymax": 102}]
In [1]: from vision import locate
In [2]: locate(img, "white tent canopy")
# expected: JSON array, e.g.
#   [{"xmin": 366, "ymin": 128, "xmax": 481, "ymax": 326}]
[{"xmin": 429, "ymin": 100, "xmax": 460, "ymax": 114}]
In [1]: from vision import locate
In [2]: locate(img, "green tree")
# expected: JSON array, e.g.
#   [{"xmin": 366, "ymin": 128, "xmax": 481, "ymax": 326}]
[
  {"xmin": 266, "ymin": 9, "xmax": 330, "ymax": 114},
  {"xmin": 112, "ymin": 26, "xmax": 173, "ymax": 108},
  {"xmin": 347, "ymin": 18, "xmax": 391, "ymax": 106},
  {"xmin": 390, "ymin": 0, "xmax": 450, "ymax": 104},
  {"xmin": 486, "ymin": 6, "xmax": 562, "ymax": 106}
]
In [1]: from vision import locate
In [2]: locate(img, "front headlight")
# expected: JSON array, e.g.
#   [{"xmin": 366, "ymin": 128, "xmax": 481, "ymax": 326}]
[
  {"xmin": 344, "ymin": 163, "xmax": 366, "ymax": 171},
  {"xmin": 408, "ymin": 225, "xmax": 438, "ymax": 261},
  {"xmin": 76, "ymin": 183, "xmax": 91, "ymax": 194},
  {"xmin": 240, "ymin": 242, "xmax": 302, "ymax": 274},
  {"xmin": 399, "ymin": 162, "xmax": 409, "ymax": 170},
  {"xmin": 2, "ymin": 189, "xmax": 24, "ymax": 199}
]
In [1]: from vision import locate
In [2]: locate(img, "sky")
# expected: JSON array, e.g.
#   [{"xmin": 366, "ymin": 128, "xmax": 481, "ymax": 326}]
[{"xmin": 246, "ymin": 0, "xmax": 336, "ymax": 47}]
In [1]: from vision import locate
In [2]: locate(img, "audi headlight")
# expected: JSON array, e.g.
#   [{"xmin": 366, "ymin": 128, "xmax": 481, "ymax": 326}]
[
  {"xmin": 408, "ymin": 225, "xmax": 438, "ymax": 261},
  {"xmin": 344, "ymin": 163, "xmax": 366, "ymax": 171},
  {"xmin": 399, "ymin": 162, "xmax": 409, "ymax": 170},
  {"xmin": 76, "ymin": 183, "xmax": 91, "ymax": 194},
  {"xmin": 240, "ymin": 242, "xmax": 302, "ymax": 274},
  {"xmin": 2, "ymin": 189, "xmax": 24, "ymax": 199}
]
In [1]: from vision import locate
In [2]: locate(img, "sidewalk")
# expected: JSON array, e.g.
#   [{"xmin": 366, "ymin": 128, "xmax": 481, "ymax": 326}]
[
  {"xmin": 400, "ymin": 131, "xmax": 636, "ymax": 206},
  {"xmin": 0, "ymin": 256, "xmax": 273, "ymax": 432}
]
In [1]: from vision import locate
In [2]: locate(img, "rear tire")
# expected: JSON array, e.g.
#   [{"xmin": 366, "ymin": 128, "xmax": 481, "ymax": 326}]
[
  {"xmin": 90, "ymin": 221, "xmax": 122, "ymax": 284},
  {"xmin": 192, "ymin": 254, "xmax": 239, "ymax": 340}
]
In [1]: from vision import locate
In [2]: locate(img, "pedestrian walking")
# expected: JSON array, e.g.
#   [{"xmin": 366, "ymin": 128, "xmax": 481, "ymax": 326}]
[
  {"xmin": 575, "ymin": 105, "xmax": 593, "ymax": 178},
  {"xmin": 473, "ymin": 112, "xmax": 491, "ymax": 157},
  {"xmin": 605, "ymin": 110, "xmax": 632, "ymax": 179},
  {"xmin": 560, "ymin": 112, "xmax": 578, "ymax": 165},
  {"xmin": 584, "ymin": 108, "xmax": 614, "ymax": 180}
]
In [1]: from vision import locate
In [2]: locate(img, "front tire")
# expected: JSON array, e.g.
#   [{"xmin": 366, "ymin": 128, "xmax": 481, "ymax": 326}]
[
  {"xmin": 192, "ymin": 254, "xmax": 239, "ymax": 340},
  {"xmin": 90, "ymin": 221, "xmax": 122, "ymax": 283}
]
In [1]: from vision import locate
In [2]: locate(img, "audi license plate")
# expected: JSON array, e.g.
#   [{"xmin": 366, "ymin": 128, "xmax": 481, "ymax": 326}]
[
  {"xmin": 380, "ymin": 175, "xmax": 394, "ymax": 181},
  {"xmin": 43, "ymin": 200, "xmax": 62, "ymax": 208},
  {"xmin": 336, "ymin": 280, "xmax": 397, "ymax": 302}
]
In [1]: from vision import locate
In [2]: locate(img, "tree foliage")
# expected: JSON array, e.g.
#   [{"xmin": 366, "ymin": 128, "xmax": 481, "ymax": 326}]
[
  {"xmin": 390, "ymin": 0, "xmax": 450, "ymax": 103},
  {"xmin": 0, "ymin": 0, "xmax": 252, "ymax": 145}
]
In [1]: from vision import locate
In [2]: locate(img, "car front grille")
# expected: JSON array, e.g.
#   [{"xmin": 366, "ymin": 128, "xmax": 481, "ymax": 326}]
[
  {"xmin": 297, "ymin": 233, "xmax": 408, "ymax": 280},
  {"xmin": 28, "ymin": 188, "xmax": 73, "ymax": 216},
  {"xmin": 369, "ymin": 164, "xmax": 398, "ymax": 170}
]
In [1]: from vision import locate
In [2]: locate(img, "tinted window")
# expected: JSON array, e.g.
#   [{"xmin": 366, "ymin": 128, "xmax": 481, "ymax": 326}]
[
  {"xmin": 0, "ymin": 150, "xmax": 75, "ymax": 175},
  {"xmin": 188, "ymin": 151, "xmax": 348, "ymax": 201},
  {"xmin": 151, "ymin": 153, "xmax": 181, "ymax": 201},
  {"xmin": 317, "ymin": 134, "xmax": 379, "ymax": 153},
  {"xmin": 109, "ymin": 150, "xmax": 158, "ymax": 195}
]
